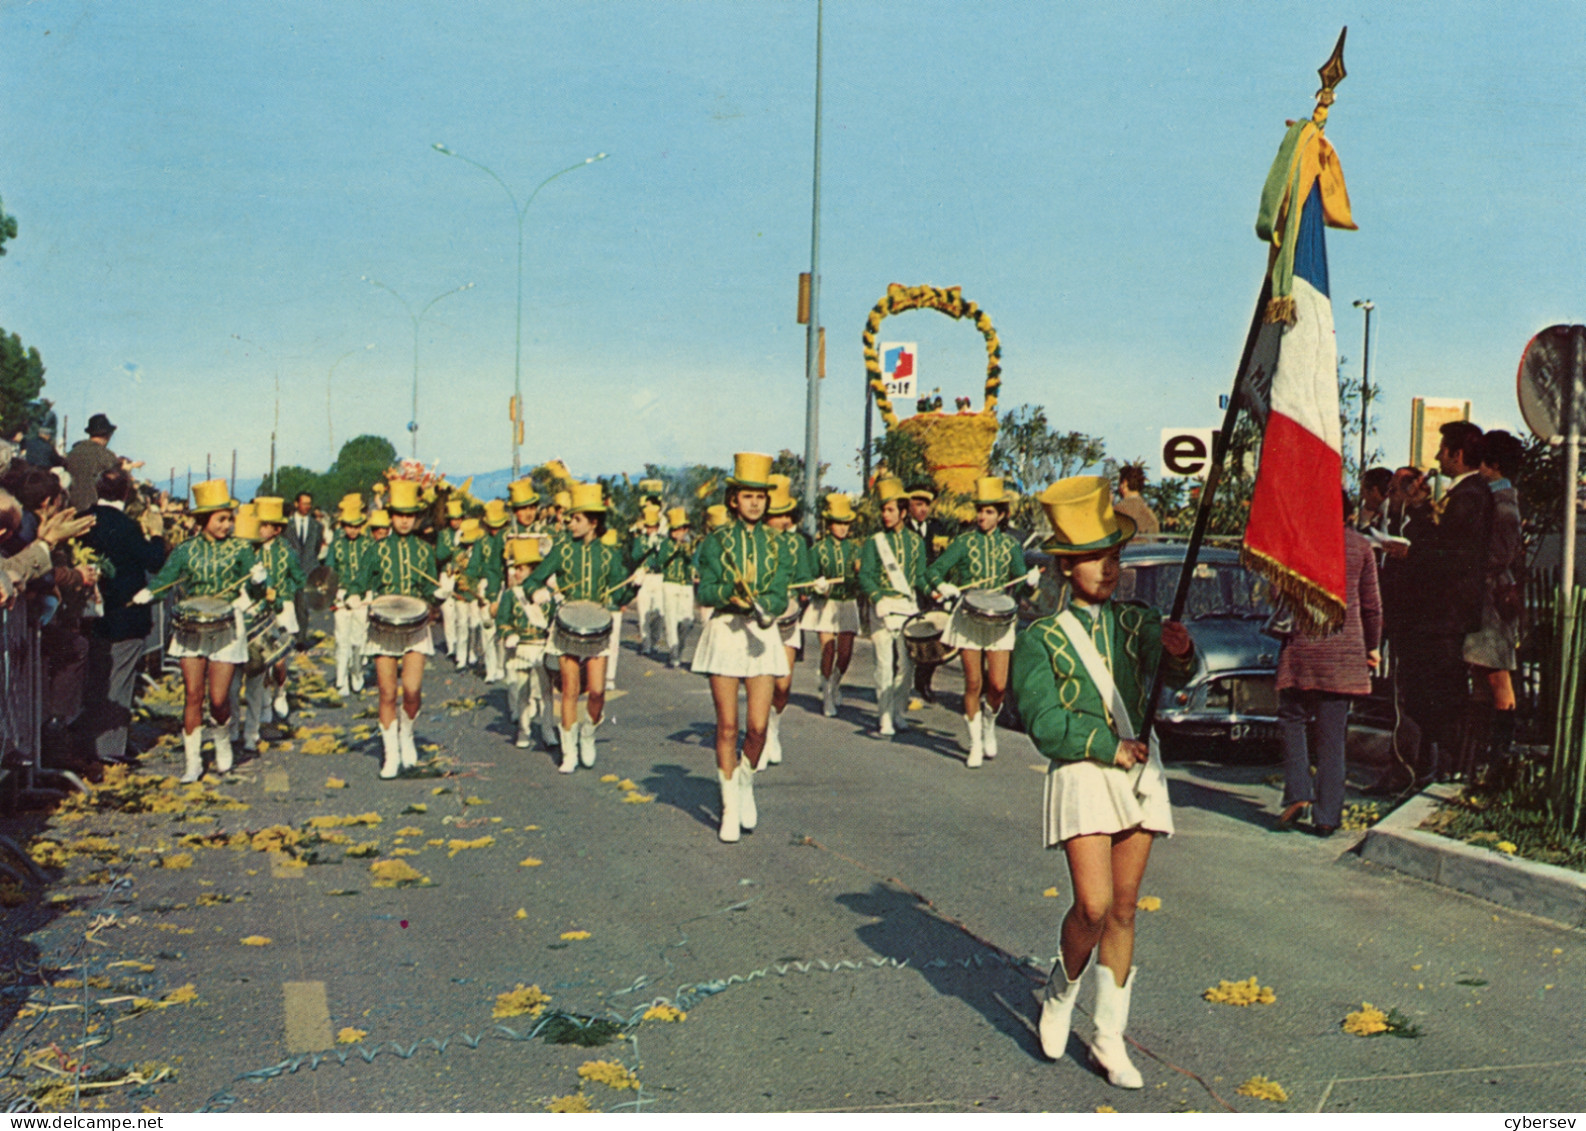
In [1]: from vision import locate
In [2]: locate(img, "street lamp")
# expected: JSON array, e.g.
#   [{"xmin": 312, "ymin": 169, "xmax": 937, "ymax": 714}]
[
  {"xmin": 327, "ymin": 343, "xmax": 377, "ymax": 462},
  {"xmin": 362, "ymin": 277, "xmax": 474, "ymax": 459},
  {"xmin": 1352, "ymin": 299, "xmax": 1375, "ymax": 476},
  {"xmin": 432, "ymin": 143, "xmax": 608, "ymax": 477}
]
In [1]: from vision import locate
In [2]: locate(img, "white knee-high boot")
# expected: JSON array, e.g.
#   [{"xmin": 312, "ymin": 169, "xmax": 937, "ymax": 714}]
[
  {"xmin": 738, "ymin": 758, "xmax": 757, "ymax": 831},
  {"xmin": 982, "ymin": 708, "xmax": 999, "ymax": 759},
  {"xmin": 1090, "ymin": 965, "xmax": 1144, "ymax": 1089},
  {"xmin": 558, "ymin": 725, "xmax": 578, "ymax": 773},
  {"xmin": 579, "ymin": 716, "xmax": 599, "ymax": 767},
  {"xmin": 210, "ymin": 724, "xmax": 233, "ymax": 774},
  {"xmin": 822, "ymin": 671, "xmax": 839, "ymax": 717},
  {"xmin": 764, "ymin": 710, "xmax": 783, "ymax": 765},
  {"xmin": 181, "ymin": 727, "xmax": 204, "ymax": 783},
  {"xmin": 1039, "ymin": 956, "xmax": 1091, "ymax": 1060},
  {"xmin": 717, "ymin": 767, "xmax": 741, "ymax": 843},
  {"xmin": 397, "ymin": 711, "xmax": 419, "ymax": 768},
  {"xmin": 965, "ymin": 713, "xmax": 984, "ymax": 768},
  {"xmin": 379, "ymin": 720, "xmax": 400, "ymax": 779},
  {"xmin": 243, "ymin": 671, "xmax": 265, "ymax": 750}
]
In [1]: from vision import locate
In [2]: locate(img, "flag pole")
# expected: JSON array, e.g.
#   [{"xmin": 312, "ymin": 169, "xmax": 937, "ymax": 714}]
[{"xmin": 1141, "ymin": 28, "xmax": 1347, "ymax": 736}]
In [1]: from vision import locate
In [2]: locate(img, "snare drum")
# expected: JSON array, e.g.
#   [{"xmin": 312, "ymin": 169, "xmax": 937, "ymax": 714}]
[
  {"xmin": 244, "ymin": 614, "xmax": 293, "ymax": 672},
  {"xmin": 553, "ymin": 600, "xmax": 613, "ymax": 659},
  {"xmin": 366, "ymin": 594, "xmax": 432, "ymax": 653},
  {"xmin": 943, "ymin": 589, "xmax": 1019, "ymax": 652},
  {"xmin": 901, "ymin": 610, "xmax": 958, "ymax": 666},
  {"xmin": 961, "ymin": 590, "xmax": 1018, "ymax": 626},
  {"xmin": 172, "ymin": 597, "xmax": 236, "ymax": 654}
]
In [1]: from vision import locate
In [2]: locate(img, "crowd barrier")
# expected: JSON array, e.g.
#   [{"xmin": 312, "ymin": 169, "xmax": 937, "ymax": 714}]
[{"xmin": 0, "ymin": 596, "xmax": 48, "ymax": 809}]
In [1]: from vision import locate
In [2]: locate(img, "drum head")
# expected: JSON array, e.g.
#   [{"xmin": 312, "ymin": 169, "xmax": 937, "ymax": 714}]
[
  {"xmin": 902, "ymin": 615, "xmax": 943, "ymax": 640},
  {"xmin": 177, "ymin": 596, "xmax": 232, "ymax": 623},
  {"xmin": 557, "ymin": 600, "xmax": 613, "ymax": 636},
  {"xmin": 965, "ymin": 592, "xmax": 1016, "ymax": 616},
  {"xmin": 370, "ymin": 594, "xmax": 429, "ymax": 626}
]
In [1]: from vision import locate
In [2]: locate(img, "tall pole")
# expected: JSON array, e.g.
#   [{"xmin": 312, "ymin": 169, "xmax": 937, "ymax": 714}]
[
  {"xmin": 1353, "ymin": 299, "xmax": 1374, "ymax": 475},
  {"xmin": 363, "ymin": 278, "xmax": 473, "ymax": 461},
  {"xmin": 433, "ymin": 144, "xmax": 608, "ymax": 478},
  {"xmin": 801, "ymin": 0, "xmax": 824, "ymax": 532},
  {"xmin": 1563, "ymin": 328, "xmax": 1583, "ymax": 594}
]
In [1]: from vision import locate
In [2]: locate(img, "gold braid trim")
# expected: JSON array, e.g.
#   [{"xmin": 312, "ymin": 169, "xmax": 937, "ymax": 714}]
[{"xmin": 1240, "ymin": 544, "xmax": 1345, "ymax": 636}]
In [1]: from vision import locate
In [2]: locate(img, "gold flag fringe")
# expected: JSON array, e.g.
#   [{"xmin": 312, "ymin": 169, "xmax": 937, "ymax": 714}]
[
  {"xmin": 1263, "ymin": 295, "xmax": 1298, "ymax": 326},
  {"xmin": 1241, "ymin": 544, "xmax": 1345, "ymax": 636}
]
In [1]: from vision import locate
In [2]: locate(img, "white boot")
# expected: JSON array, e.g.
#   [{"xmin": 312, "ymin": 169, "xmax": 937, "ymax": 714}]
[
  {"xmin": 397, "ymin": 712, "xmax": 419, "ymax": 769},
  {"xmin": 1039, "ymin": 956, "xmax": 1090, "ymax": 1060},
  {"xmin": 273, "ymin": 685, "xmax": 289, "ymax": 720},
  {"xmin": 540, "ymin": 704, "xmax": 559, "ymax": 750},
  {"xmin": 1090, "ymin": 966, "xmax": 1144, "ymax": 1089},
  {"xmin": 579, "ymin": 717, "xmax": 599, "ymax": 767},
  {"xmin": 764, "ymin": 710, "xmax": 783, "ymax": 765},
  {"xmin": 965, "ymin": 714, "xmax": 984, "ymax": 768},
  {"xmin": 831, "ymin": 678, "xmax": 843, "ymax": 711},
  {"xmin": 243, "ymin": 673, "xmax": 264, "ymax": 751},
  {"xmin": 822, "ymin": 675, "xmax": 839, "ymax": 718},
  {"xmin": 982, "ymin": 709, "xmax": 999, "ymax": 759},
  {"xmin": 878, "ymin": 709, "xmax": 895, "ymax": 737},
  {"xmin": 738, "ymin": 758, "xmax": 757, "ymax": 831},
  {"xmin": 379, "ymin": 721, "xmax": 400, "ymax": 779},
  {"xmin": 181, "ymin": 727, "xmax": 204, "ymax": 783},
  {"xmin": 558, "ymin": 726, "xmax": 578, "ymax": 773},
  {"xmin": 515, "ymin": 704, "xmax": 533, "ymax": 749},
  {"xmin": 717, "ymin": 768, "xmax": 741, "ymax": 843},
  {"xmin": 211, "ymin": 726, "xmax": 234, "ymax": 774}
]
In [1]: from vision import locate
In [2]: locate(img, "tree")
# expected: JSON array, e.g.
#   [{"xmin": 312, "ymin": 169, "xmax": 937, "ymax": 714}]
[
  {"xmin": 989, "ymin": 403, "xmax": 1108, "ymax": 531},
  {"xmin": 0, "ymin": 193, "xmax": 15, "ymax": 259},
  {"xmin": 0, "ymin": 329, "xmax": 46, "ymax": 439},
  {"xmin": 319, "ymin": 434, "xmax": 399, "ymax": 506},
  {"xmin": 265, "ymin": 465, "xmax": 319, "ymax": 505}
]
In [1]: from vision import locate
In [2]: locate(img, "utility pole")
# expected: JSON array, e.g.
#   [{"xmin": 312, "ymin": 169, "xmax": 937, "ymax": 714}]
[{"xmin": 800, "ymin": 0, "xmax": 825, "ymax": 532}]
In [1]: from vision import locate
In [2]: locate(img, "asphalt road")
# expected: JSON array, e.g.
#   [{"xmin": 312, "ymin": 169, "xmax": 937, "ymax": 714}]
[{"xmin": 2, "ymin": 618, "xmax": 1582, "ymax": 1114}]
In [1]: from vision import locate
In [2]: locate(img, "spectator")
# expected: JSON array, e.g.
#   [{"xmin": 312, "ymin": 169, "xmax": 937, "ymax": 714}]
[
  {"xmin": 80, "ymin": 466, "xmax": 168, "ymax": 765},
  {"xmin": 65, "ymin": 414, "xmax": 123, "ymax": 513},
  {"xmin": 1357, "ymin": 467, "xmax": 1393, "ymax": 534},
  {"xmin": 0, "ymin": 485, "xmax": 93, "ymax": 591},
  {"xmin": 1273, "ymin": 491, "xmax": 1382, "ymax": 836},
  {"xmin": 23, "ymin": 423, "xmax": 65, "ymax": 469},
  {"xmin": 1461, "ymin": 429, "xmax": 1525, "ymax": 775},
  {"xmin": 1114, "ymin": 465, "xmax": 1159, "ymax": 540},
  {"xmin": 284, "ymin": 491, "xmax": 325, "ymax": 651}
]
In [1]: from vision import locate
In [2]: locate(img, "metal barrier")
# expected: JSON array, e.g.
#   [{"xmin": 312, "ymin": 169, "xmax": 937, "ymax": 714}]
[{"xmin": 0, "ymin": 596, "xmax": 45, "ymax": 807}]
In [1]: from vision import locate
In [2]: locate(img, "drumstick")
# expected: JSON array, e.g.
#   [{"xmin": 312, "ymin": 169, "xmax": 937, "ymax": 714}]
[{"xmin": 148, "ymin": 574, "xmax": 247, "ymax": 599}]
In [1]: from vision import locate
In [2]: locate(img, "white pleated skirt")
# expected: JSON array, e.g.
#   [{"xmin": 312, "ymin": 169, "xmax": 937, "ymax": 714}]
[
  {"xmin": 168, "ymin": 612, "xmax": 249, "ymax": 664},
  {"xmin": 692, "ymin": 611, "xmax": 790, "ymax": 678},
  {"xmin": 802, "ymin": 596, "xmax": 861, "ymax": 635},
  {"xmin": 364, "ymin": 630, "xmax": 435, "ymax": 659},
  {"xmin": 1043, "ymin": 742, "xmax": 1174, "ymax": 846},
  {"xmin": 942, "ymin": 603, "xmax": 1016, "ymax": 652}
]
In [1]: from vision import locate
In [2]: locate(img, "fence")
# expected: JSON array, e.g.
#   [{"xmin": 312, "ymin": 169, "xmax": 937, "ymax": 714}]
[{"xmin": 0, "ymin": 596, "xmax": 48, "ymax": 809}]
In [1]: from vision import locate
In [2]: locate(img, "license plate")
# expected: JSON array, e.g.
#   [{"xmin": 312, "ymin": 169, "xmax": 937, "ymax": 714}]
[{"xmin": 1230, "ymin": 722, "xmax": 1277, "ymax": 742}]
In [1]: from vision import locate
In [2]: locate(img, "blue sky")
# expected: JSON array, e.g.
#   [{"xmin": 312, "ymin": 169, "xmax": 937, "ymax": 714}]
[{"xmin": 3, "ymin": 1, "xmax": 1582, "ymax": 494}]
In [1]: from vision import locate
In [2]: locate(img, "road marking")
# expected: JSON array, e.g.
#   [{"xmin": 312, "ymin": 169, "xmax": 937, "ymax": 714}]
[
  {"xmin": 281, "ymin": 981, "xmax": 334, "ymax": 1052},
  {"xmin": 264, "ymin": 768, "xmax": 290, "ymax": 793}
]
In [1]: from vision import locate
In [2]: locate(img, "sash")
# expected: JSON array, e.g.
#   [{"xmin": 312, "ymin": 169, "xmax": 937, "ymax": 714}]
[
  {"xmin": 1055, "ymin": 608, "xmax": 1162, "ymax": 800},
  {"xmin": 872, "ymin": 532, "xmax": 916, "ymax": 608}
]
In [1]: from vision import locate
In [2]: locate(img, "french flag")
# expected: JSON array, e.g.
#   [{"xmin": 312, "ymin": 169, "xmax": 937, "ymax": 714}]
[{"xmin": 1240, "ymin": 119, "xmax": 1355, "ymax": 634}]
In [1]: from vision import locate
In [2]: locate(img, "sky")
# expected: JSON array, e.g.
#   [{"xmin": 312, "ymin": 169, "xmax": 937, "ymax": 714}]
[{"xmin": 2, "ymin": 0, "xmax": 1583, "ymax": 495}]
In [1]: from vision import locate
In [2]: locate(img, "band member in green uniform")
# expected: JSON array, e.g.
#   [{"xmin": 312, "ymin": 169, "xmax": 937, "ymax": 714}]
[
  {"xmin": 497, "ymin": 537, "xmax": 552, "ymax": 749},
  {"xmin": 524, "ymin": 482, "xmax": 633, "ymax": 773},
  {"xmin": 1011, "ymin": 477, "xmax": 1195, "ymax": 1090},
  {"xmin": 658, "ymin": 507, "xmax": 696, "ymax": 668},
  {"xmin": 327, "ymin": 497, "xmax": 372, "ymax": 696},
  {"xmin": 763, "ymin": 476, "xmax": 813, "ymax": 765},
  {"xmin": 691, "ymin": 453, "xmax": 792, "ymax": 842},
  {"xmin": 354, "ymin": 479, "xmax": 447, "ymax": 779},
  {"xmin": 133, "ymin": 479, "xmax": 266, "ymax": 782},
  {"xmin": 858, "ymin": 478, "xmax": 928, "ymax": 739},
  {"xmin": 469, "ymin": 499, "xmax": 511, "ymax": 683},
  {"xmin": 906, "ymin": 482, "xmax": 954, "ymax": 705},
  {"xmin": 435, "ymin": 497, "xmax": 465, "ymax": 659},
  {"xmin": 928, "ymin": 477, "xmax": 1043, "ymax": 766},
  {"xmin": 804, "ymin": 493, "xmax": 862, "ymax": 718},
  {"xmin": 239, "ymin": 498, "xmax": 305, "ymax": 751},
  {"xmin": 630, "ymin": 503, "xmax": 668, "ymax": 658},
  {"xmin": 447, "ymin": 517, "xmax": 484, "ymax": 668}
]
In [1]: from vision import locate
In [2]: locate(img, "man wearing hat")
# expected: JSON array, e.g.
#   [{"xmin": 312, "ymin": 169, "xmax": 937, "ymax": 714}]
[
  {"xmin": 1009, "ymin": 476, "xmax": 1195, "ymax": 1090},
  {"xmin": 284, "ymin": 491, "xmax": 326, "ymax": 652},
  {"xmin": 66, "ymin": 414, "xmax": 124, "ymax": 513},
  {"xmin": 496, "ymin": 536, "xmax": 553, "ymax": 748},
  {"xmin": 928, "ymin": 476, "xmax": 1043, "ymax": 765},
  {"xmin": 658, "ymin": 506, "xmax": 696, "ymax": 668},
  {"xmin": 859, "ymin": 478, "xmax": 929, "ymax": 738},
  {"xmin": 328, "ymin": 497, "xmax": 373, "ymax": 696},
  {"xmin": 804, "ymin": 494, "xmax": 863, "ymax": 718},
  {"xmin": 629, "ymin": 503, "xmax": 668, "ymax": 659}
]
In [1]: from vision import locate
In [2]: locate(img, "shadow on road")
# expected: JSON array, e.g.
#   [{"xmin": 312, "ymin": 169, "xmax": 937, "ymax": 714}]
[
  {"xmin": 835, "ymin": 883, "xmax": 1045, "ymax": 1060},
  {"xmin": 645, "ymin": 762, "xmax": 721, "ymax": 832}
]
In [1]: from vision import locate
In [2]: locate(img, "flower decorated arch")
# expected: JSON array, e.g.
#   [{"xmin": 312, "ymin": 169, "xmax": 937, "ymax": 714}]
[{"xmin": 862, "ymin": 283, "xmax": 1003, "ymax": 501}]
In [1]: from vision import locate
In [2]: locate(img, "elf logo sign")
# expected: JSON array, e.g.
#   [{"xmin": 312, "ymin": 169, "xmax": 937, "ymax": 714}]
[
  {"xmin": 1159, "ymin": 428, "xmax": 1220, "ymax": 479},
  {"xmin": 880, "ymin": 342, "xmax": 917, "ymax": 400}
]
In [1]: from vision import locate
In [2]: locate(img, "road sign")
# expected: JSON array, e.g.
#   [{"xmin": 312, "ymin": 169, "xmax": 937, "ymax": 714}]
[
  {"xmin": 1518, "ymin": 324, "xmax": 1586, "ymax": 442},
  {"xmin": 1159, "ymin": 428, "xmax": 1219, "ymax": 479},
  {"xmin": 880, "ymin": 342, "xmax": 917, "ymax": 400}
]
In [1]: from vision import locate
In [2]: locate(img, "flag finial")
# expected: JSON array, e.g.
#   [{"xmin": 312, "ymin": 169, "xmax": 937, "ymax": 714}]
[{"xmin": 1312, "ymin": 27, "xmax": 1347, "ymax": 128}]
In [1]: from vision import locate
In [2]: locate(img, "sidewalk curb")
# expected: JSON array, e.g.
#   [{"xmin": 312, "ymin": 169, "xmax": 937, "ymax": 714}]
[{"xmin": 1359, "ymin": 788, "xmax": 1586, "ymax": 928}]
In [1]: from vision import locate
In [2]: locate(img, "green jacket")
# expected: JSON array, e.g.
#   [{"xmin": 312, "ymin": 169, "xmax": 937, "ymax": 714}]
[
  {"xmin": 928, "ymin": 527, "xmax": 1025, "ymax": 592},
  {"xmin": 858, "ymin": 527, "xmax": 927, "ymax": 603},
  {"xmin": 695, "ymin": 520, "xmax": 791, "ymax": 616},
  {"xmin": 257, "ymin": 536, "xmax": 306, "ymax": 611},
  {"xmin": 811, "ymin": 535, "xmax": 861, "ymax": 601},
  {"xmin": 327, "ymin": 531, "xmax": 374, "ymax": 598},
  {"xmin": 1010, "ymin": 600, "xmax": 1197, "ymax": 766},
  {"xmin": 495, "ymin": 585, "xmax": 549, "ymax": 642},
  {"xmin": 524, "ymin": 537, "xmax": 631, "ymax": 610},
  {"xmin": 149, "ymin": 535, "xmax": 262, "ymax": 601},
  {"xmin": 465, "ymin": 528, "xmax": 507, "ymax": 600},
  {"xmin": 354, "ymin": 533, "xmax": 439, "ymax": 602},
  {"xmin": 658, "ymin": 538, "xmax": 693, "ymax": 585}
]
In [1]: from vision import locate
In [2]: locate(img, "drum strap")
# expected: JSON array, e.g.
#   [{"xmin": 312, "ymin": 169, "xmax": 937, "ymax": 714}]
[
  {"xmin": 872, "ymin": 533, "xmax": 917, "ymax": 611},
  {"xmin": 1055, "ymin": 608, "xmax": 1159, "ymax": 798}
]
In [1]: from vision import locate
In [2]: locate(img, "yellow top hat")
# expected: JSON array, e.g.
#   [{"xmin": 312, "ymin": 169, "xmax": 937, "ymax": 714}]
[
  {"xmin": 822, "ymin": 494, "xmax": 857, "ymax": 523},
  {"xmin": 371, "ymin": 481, "xmax": 388, "ymax": 495},
  {"xmin": 254, "ymin": 496, "xmax": 287, "ymax": 526},
  {"xmin": 508, "ymin": 478, "xmax": 540, "ymax": 507},
  {"xmin": 340, "ymin": 492, "xmax": 363, "ymax": 510},
  {"xmin": 768, "ymin": 473, "xmax": 792, "ymax": 494},
  {"xmin": 767, "ymin": 485, "xmax": 796, "ymax": 515},
  {"xmin": 445, "ymin": 498, "xmax": 464, "ymax": 519},
  {"xmin": 482, "ymin": 499, "xmax": 510, "ymax": 527},
  {"xmin": 666, "ymin": 506, "xmax": 690, "ymax": 528},
  {"xmin": 1037, "ymin": 475, "xmax": 1137, "ymax": 555},
  {"xmin": 599, "ymin": 528, "xmax": 620, "ymax": 546},
  {"xmin": 727, "ymin": 452, "xmax": 774, "ymax": 490},
  {"xmin": 705, "ymin": 504, "xmax": 730, "ymax": 530},
  {"xmin": 906, "ymin": 483, "xmax": 936, "ymax": 502},
  {"xmin": 973, "ymin": 477, "xmax": 1010, "ymax": 507},
  {"xmin": 505, "ymin": 537, "xmax": 543, "ymax": 567},
  {"xmin": 368, "ymin": 509, "xmax": 392, "ymax": 529},
  {"xmin": 336, "ymin": 500, "xmax": 367, "ymax": 526},
  {"xmin": 641, "ymin": 504, "xmax": 661, "ymax": 526},
  {"xmin": 233, "ymin": 508, "xmax": 262, "ymax": 542},
  {"xmin": 190, "ymin": 479, "xmax": 238, "ymax": 515},
  {"xmin": 567, "ymin": 482, "xmax": 607, "ymax": 515},
  {"xmin": 457, "ymin": 517, "xmax": 484, "ymax": 544},
  {"xmin": 875, "ymin": 477, "xmax": 907, "ymax": 505},
  {"xmin": 387, "ymin": 480, "xmax": 423, "ymax": 514},
  {"xmin": 541, "ymin": 458, "xmax": 572, "ymax": 483},
  {"xmin": 638, "ymin": 478, "xmax": 665, "ymax": 497},
  {"xmin": 553, "ymin": 490, "xmax": 573, "ymax": 510}
]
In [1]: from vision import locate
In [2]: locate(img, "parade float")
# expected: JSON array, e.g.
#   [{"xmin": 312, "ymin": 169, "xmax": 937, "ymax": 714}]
[{"xmin": 862, "ymin": 283, "xmax": 1002, "ymax": 517}]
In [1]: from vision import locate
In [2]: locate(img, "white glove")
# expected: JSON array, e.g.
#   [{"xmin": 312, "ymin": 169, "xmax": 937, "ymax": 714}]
[
  {"xmin": 505, "ymin": 634, "xmax": 520, "ymax": 650},
  {"xmin": 437, "ymin": 575, "xmax": 456, "ymax": 598},
  {"xmin": 130, "ymin": 588, "xmax": 154, "ymax": 606},
  {"xmin": 249, "ymin": 562, "xmax": 269, "ymax": 584},
  {"xmin": 1025, "ymin": 567, "xmax": 1042, "ymax": 589},
  {"xmin": 812, "ymin": 577, "xmax": 831, "ymax": 596},
  {"xmin": 531, "ymin": 587, "xmax": 551, "ymax": 607},
  {"xmin": 937, "ymin": 582, "xmax": 961, "ymax": 601},
  {"xmin": 433, "ymin": 586, "xmax": 449, "ymax": 600},
  {"xmin": 231, "ymin": 592, "xmax": 254, "ymax": 613},
  {"xmin": 347, "ymin": 593, "xmax": 364, "ymax": 610},
  {"xmin": 335, "ymin": 588, "xmax": 347, "ymax": 607}
]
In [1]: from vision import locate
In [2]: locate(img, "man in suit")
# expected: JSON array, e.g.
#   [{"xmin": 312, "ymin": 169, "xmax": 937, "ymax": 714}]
[
  {"xmin": 80, "ymin": 467, "xmax": 168, "ymax": 764},
  {"xmin": 1377, "ymin": 421, "xmax": 1492, "ymax": 790},
  {"xmin": 285, "ymin": 491, "xmax": 325, "ymax": 650}
]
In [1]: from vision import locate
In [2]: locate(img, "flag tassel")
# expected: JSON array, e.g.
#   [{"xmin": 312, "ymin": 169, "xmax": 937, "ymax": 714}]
[{"xmin": 1241, "ymin": 544, "xmax": 1345, "ymax": 636}]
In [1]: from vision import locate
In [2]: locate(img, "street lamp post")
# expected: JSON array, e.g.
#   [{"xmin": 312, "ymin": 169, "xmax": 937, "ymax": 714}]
[
  {"xmin": 362, "ymin": 278, "xmax": 474, "ymax": 460},
  {"xmin": 432, "ymin": 143, "xmax": 608, "ymax": 478},
  {"xmin": 327, "ymin": 343, "xmax": 377, "ymax": 463},
  {"xmin": 1352, "ymin": 299, "xmax": 1375, "ymax": 476}
]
